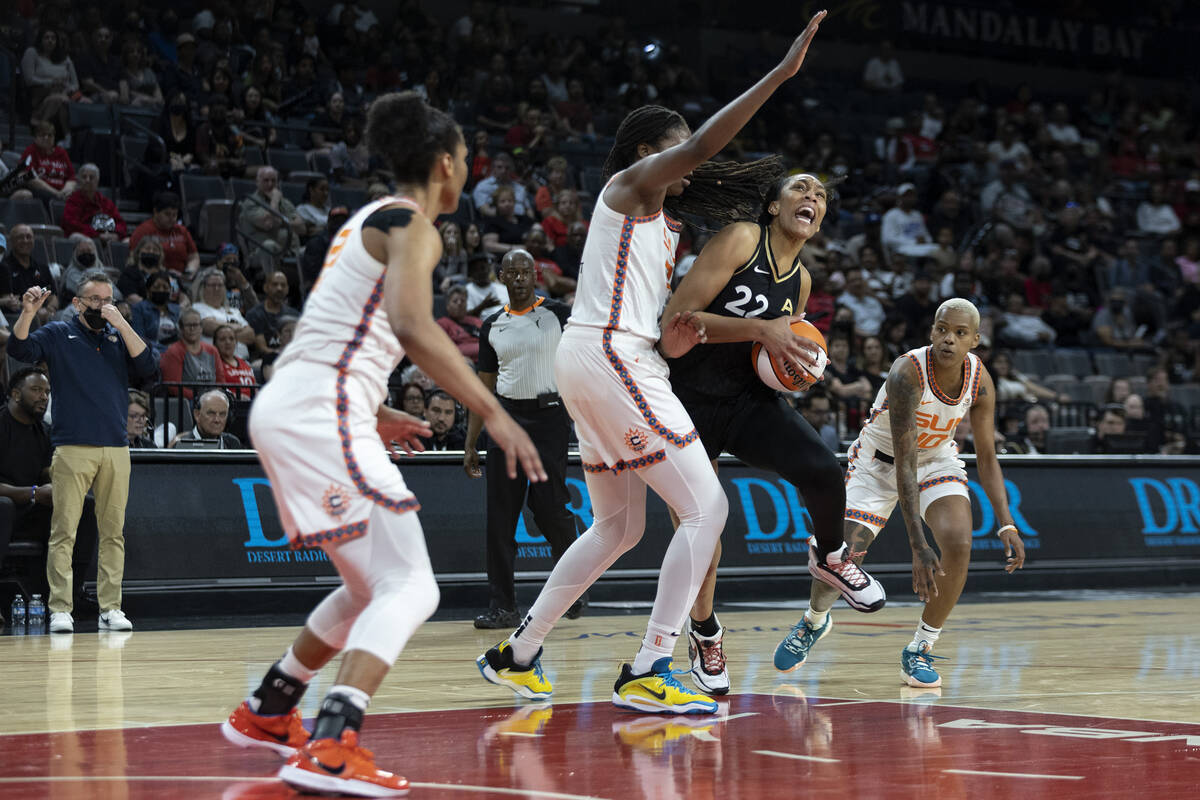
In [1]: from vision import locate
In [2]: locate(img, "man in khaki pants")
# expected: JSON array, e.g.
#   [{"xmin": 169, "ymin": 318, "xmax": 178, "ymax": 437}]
[{"xmin": 8, "ymin": 271, "xmax": 157, "ymax": 633}]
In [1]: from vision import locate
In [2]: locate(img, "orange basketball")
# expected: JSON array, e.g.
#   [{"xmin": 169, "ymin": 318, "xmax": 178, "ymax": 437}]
[{"xmin": 751, "ymin": 319, "xmax": 828, "ymax": 392}]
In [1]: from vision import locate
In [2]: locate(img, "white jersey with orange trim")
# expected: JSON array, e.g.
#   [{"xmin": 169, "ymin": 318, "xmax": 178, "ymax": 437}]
[
  {"xmin": 276, "ymin": 196, "xmax": 422, "ymax": 415},
  {"xmin": 567, "ymin": 171, "xmax": 683, "ymax": 343},
  {"xmin": 856, "ymin": 345, "xmax": 982, "ymax": 464},
  {"xmin": 252, "ymin": 196, "xmax": 425, "ymax": 548}
]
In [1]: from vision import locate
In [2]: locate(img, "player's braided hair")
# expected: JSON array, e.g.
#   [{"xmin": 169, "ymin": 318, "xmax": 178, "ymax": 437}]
[{"xmin": 602, "ymin": 105, "xmax": 786, "ymax": 229}]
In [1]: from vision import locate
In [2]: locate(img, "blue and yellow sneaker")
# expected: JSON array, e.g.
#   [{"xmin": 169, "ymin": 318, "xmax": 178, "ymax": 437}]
[
  {"xmin": 773, "ymin": 613, "xmax": 832, "ymax": 673},
  {"xmin": 476, "ymin": 640, "xmax": 553, "ymax": 700},
  {"xmin": 612, "ymin": 657, "xmax": 718, "ymax": 715},
  {"xmin": 900, "ymin": 642, "xmax": 946, "ymax": 688}
]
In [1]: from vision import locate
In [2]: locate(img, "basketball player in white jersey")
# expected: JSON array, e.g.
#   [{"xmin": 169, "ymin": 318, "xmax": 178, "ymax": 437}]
[
  {"xmin": 478, "ymin": 11, "xmax": 829, "ymax": 715},
  {"xmin": 219, "ymin": 92, "xmax": 544, "ymax": 798},
  {"xmin": 774, "ymin": 298, "xmax": 1026, "ymax": 688}
]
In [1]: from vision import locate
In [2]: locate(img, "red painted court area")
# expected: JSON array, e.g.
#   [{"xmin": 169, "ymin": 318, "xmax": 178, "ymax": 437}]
[{"xmin": 1, "ymin": 694, "xmax": 1196, "ymax": 799}]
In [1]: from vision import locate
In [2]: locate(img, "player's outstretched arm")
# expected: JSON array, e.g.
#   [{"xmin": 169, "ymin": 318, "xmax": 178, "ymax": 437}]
[
  {"xmin": 381, "ymin": 221, "xmax": 546, "ymax": 482},
  {"xmin": 887, "ymin": 356, "xmax": 944, "ymax": 601},
  {"xmin": 968, "ymin": 366, "xmax": 1025, "ymax": 572},
  {"xmin": 609, "ymin": 11, "xmax": 826, "ymax": 209}
]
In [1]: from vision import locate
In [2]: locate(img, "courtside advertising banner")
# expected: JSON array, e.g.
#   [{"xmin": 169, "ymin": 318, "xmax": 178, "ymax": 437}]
[{"xmin": 124, "ymin": 454, "xmax": 1200, "ymax": 583}]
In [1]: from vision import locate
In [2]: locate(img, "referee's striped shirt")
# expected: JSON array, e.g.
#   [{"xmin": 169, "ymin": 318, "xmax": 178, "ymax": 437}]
[{"xmin": 478, "ymin": 297, "xmax": 570, "ymax": 400}]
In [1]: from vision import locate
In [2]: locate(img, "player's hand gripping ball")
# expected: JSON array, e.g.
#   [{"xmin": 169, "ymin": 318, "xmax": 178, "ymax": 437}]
[{"xmin": 751, "ymin": 319, "xmax": 828, "ymax": 392}]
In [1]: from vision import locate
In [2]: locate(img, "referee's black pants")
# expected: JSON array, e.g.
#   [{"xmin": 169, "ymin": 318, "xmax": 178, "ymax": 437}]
[{"xmin": 485, "ymin": 399, "xmax": 578, "ymax": 612}]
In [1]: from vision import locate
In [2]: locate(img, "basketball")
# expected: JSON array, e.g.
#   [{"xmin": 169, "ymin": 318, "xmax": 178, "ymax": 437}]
[{"xmin": 751, "ymin": 319, "xmax": 828, "ymax": 392}]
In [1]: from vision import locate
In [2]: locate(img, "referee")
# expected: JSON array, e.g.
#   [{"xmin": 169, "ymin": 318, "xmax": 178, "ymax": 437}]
[{"xmin": 464, "ymin": 249, "xmax": 582, "ymax": 629}]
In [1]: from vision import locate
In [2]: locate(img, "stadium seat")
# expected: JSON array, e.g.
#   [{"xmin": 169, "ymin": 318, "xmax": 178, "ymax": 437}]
[
  {"xmin": 1064, "ymin": 382, "xmax": 1098, "ymax": 405},
  {"xmin": 1130, "ymin": 353, "xmax": 1157, "ymax": 377},
  {"xmin": 197, "ymin": 200, "xmax": 235, "ymax": 252},
  {"xmin": 1169, "ymin": 384, "xmax": 1200, "ymax": 410},
  {"xmin": 280, "ymin": 181, "xmax": 306, "ymax": 206},
  {"xmin": 1128, "ymin": 376, "xmax": 1148, "ymax": 397},
  {"xmin": 1012, "ymin": 349, "xmax": 1055, "ymax": 378},
  {"xmin": 68, "ymin": 102, "xmax": 115, "ymax": 135},
  {"xmin": 1052, "ymin": 349, "xmax": 1093, "ymax": 377},
  {"xmin": 1041, "ymin": 374, "xmax": 1078, "ymax": 394},
  {"xmin": 330, "ymin": 185, "xmax": 367, "ymax": 213},
  {"xmin": 48, "ymin": 199, "xmax": 67, "ymax": 226},
  {"xmin": 2, "ymin": 197, "xmax": 51, "ymax": 228},
  {"xmin": 52, "ymin": 237, "xmax": 79, "ymax": 267},
  {"xmin": 309, "ymin": 151, "xmax": 332, "ymax": 174},
  {"xmin": 1, "ymin": 150, "xmax": 19, "ymax": 170},
  {"xmin": 180, "ymin": 174, "xmax": 229, "ymax": 227},
  {"xmin": 1081, "ymin": 375, "xmax": 1113, "ymax": 405},
  {"xmin": 244, "ymin": 147, "xmax": 265, "ymax": 168},
  {"xmin": 267, "ymin": 148, "xmax": 310, "ymax": 178},
  {"xmin": 1045, "ymin": 427, "xmax": 1095, "ymax": 455},
  {"xmin": 1092, "ymin": 352, "xmax": 1132, "ymax": 379},
  {"xmin": 229, "ymin": 178, "xmax": 257, "ymax": 202},
  {"xmin": 107, "ymin": 239, "xmax": 130, "ymax": 269}
]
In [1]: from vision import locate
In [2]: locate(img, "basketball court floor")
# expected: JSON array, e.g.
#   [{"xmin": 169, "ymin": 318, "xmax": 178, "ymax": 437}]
[{"xmin": 1, "ymin": 592, "xmax": 1198, "ymax": 799}]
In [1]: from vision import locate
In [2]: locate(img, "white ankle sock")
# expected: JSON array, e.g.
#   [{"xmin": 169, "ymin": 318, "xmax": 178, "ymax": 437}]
[
  {"xmin": 911, "ymin": 621, "xmax": 941, "ymax": 652},
  {"xmin": 804, "ymin": 607, "xmax": 829, "ymax": 627},
  {"xmin": 508, "ymin": 614, "xmax": 546, "ymax": 666},
  {"xmin": 328, "ymin": 685, "xmax": 370, "ymax": 711},
  {"xmin": 632, "ymin": 621, "xmax": 677, "ymax": 674},
  {"xmin": 279, "ymin": 646, "xmax": 319, "ymax": 683}
]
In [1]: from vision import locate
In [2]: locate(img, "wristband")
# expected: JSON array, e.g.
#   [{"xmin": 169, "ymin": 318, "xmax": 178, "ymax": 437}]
[
  {"xmin": 31, "ymin": 485, "xmax": 37, "ymax": 504},
  {"xmin": 997, "ymin": 524, "xmax": 1017, "ymax": 537}
]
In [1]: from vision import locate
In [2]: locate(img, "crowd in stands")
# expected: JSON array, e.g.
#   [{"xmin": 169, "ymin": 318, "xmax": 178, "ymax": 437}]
[{"xmin": 1, "ymin": 1, "xmax": 1199, "ymax": 456}]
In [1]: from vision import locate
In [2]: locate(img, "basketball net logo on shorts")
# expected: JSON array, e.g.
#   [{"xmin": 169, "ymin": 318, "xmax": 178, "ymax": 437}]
[
  {"xmin": 322, "ymin": 484, "xmax": 352, "ymax": 518},
  {"xmin": 624, "ymin": 427, "xmax": 650, "ymax": 453}
]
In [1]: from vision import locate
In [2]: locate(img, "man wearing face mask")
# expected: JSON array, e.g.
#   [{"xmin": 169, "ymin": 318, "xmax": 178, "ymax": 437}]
[
  {"xmin": 0, "ymin": 225, "xmax": 55, "ymax": 315},
  {"xmin": 117, "ymin": 242, "xmax": 170, "ymax": 304},
  {"xmin": 7, "ymin": 272, "xmax": 157, "ymax": 634}
]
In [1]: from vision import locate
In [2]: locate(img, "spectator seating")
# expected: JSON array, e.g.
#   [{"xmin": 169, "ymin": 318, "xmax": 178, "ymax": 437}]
[
  {"xmin": 267, "ymin": 148, "xmax": 310, "ymax": 178},
  {"xmin": 1052, "ymin": 350, "xmax": 1093, "ymax": 378},
  {"xmin": 1046, "ymin": 427, "xmax": 1095, "ymax": 455},
  {"xmin": 180, "ymin": 174, "xmax": 229, "ymax": 228},
  {"xmin": 1092, "ymin": 352, "xmax": 1133, "ymax": 379}
]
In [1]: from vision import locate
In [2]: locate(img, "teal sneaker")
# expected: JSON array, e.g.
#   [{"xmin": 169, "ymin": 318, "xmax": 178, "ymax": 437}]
[
  {"xmin": 773, "ymin": 614, "xmax": 832, "ymax": 673},
  {"xmin": 900, "ymin": 642, "xmax": 946, "ymax": 687}
]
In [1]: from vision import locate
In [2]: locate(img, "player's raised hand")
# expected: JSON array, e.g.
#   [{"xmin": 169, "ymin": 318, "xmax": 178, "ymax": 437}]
[
  {"xmin": 774, "ymin": 10, "xmax": 827, "ymax": 80},
  {"xmin": 911, "ymin": 544, "xmax": 944, "ymax": 603},
  {"xmin": 1000, "ymin": 526, "xmax": 1026, "ymax": 572},
  {"xmin": 376, "ymin": 406, "xmax": 431, "ymax": 457},
  {"xmin": 658, "ymin": 310, "xmax": 707, "ymax": 358},
  {"xmin": 485, "ymin": 410, "xmax": 546, "ymax": 481}
]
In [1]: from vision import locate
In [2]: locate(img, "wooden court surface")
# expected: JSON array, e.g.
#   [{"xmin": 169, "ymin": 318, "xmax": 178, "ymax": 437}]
[{"xmin": 1, "ymin": 595, "xmax": 1198, "ymax": 798}]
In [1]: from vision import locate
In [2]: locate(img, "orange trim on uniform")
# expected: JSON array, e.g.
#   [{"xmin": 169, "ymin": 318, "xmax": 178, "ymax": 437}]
[
  {"xmin": 907, "ymin": 352, "xmax": 925, "ymax": 393},
  {"xmin": 926, "ymin": 347, "xmax": 970, "ymax": 406},
  {"xmin": 294, "ymin": 519, "xmax": 369, "ymax": 549},
  {"xmin": 504, "ymin": 296, "xmax": 545, "ymax": 316},
  {"xmin": 968, "ymin": 355, "xmax": 982, "ymax": 404},
  {"xmin": 919, "ymin": 475, "xmax": 968, "ymax": 492},
  {"xmin": 598, "ymin": 215, "xmax": 698, "ymax": 450},
  {"xmin": 582, "ymin": 449, "xmax": 667, "ymax": 474}
]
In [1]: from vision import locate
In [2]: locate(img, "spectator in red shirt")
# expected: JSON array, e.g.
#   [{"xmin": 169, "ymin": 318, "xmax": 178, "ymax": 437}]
[
  {"xmin": 436, "ymin": 285, "xmax": 483, "ymax": 361},
  {"xmin": 555, "ymin": 79, "xmax": 595, "ymax": 140},
  {"xmin": 21, "ymin": 121, "xmax": 76, "ymax": 201},
  {"xmin": 540, "ymin": 188, "xmax": 587, "ymax": 248},
  {"xmin": 129, "ymin": 191, "xmax": 200, "ymax": 278},
  {"xmin": 468, "ymin": 129, "xmax": 492, "ymax": 191},
  {"xmin": 159, "ymin": 308, "xmax": 220, "ymax": 399},
  {"xmin": 523, "ymin": 227, "xmax": 575, "ymax": 299},
  {"xmin": 533, "ymin": 156, "xmax": 569, "ymax": 219},
  {"xmin": 62, "ymin": 163, "xmax": 128, "ymax": 243},
  {"xmin": 214, "ymin": 324, "xmax": 256, "ymax": 399}
]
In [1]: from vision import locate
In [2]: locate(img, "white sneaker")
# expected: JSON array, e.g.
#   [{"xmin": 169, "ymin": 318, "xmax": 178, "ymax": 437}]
[
  {"xmin": 687, "ymin": 626, "xmax": 730, "ymax": 695},
  {"xmin": 99, "ymin": 609, "xmax": 133, "ymax": 631},
  {"xmin": 49, "ymin": 611, "xmax": 74, "ymax": 633},
  {"xmin": 808, "ymin": 543, "xmax": 886, "ymax": 612}
]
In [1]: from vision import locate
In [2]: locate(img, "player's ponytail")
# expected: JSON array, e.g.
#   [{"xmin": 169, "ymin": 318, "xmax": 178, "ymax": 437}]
[
  {"xmin": 669, "ymin": 155, "xmax": 785, "ymax": 229},
  {"xmin": 366, "ymin": 91, "xmax": 462, "ymax": 185}
]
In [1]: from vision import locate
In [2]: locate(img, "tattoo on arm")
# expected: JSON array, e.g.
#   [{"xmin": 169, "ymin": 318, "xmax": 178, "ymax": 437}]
[{"xmin": 887, "ymin": 366, "xmax": 927, "ymax": 550}]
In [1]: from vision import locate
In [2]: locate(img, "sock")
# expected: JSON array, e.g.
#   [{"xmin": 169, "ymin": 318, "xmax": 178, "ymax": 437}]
[
  {"xmin": 310, "ymin": 686, "xmax": 370, "ymax": 741},
  {"xmin": 280, "ymin": 646, "xmax": 319, "ymax": 683},
  {"xmin": 804, "ymin": 607, "xmax": 829, "ymax": 627},
  {"xmin": 690, "ymin": 612, "xmax": 720, "ymax": 638},
  {"xmin": 632, "ymin": 621, "xmax": 677, "ymax": 674},
  {"xmin": 508, "ymin": 613, "xmax": 548, "ymax": 667},
  {"xmin": 248, "ymin": 653, "xmax": 312, "ymax": 715},
  {"xmin": 911, "ymin": 621, "xmax": 941, "ymax": 652}
]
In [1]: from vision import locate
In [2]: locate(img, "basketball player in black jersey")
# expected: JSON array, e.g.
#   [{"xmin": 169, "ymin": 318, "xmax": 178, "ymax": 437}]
[{"xmin": 663, "ymin": 173, "xmax": 885, "ymax": 694}]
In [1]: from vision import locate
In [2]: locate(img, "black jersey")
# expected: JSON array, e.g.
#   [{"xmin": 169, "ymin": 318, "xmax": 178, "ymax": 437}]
[{"xmin": 670, "ymin": 224, "xmax": 806, "ymax": 398}]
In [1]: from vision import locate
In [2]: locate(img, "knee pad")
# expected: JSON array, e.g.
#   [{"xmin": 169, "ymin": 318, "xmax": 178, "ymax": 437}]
[
  {"xmin": 344, "ymin": 571, "xmax": 440, "ymax": 664},
  {"xmin": 305, "ymin": 586, "xmax": 370, "ymax": 651}
]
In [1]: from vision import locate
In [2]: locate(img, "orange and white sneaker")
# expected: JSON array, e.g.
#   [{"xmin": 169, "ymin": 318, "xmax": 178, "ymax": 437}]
[
  {"xmin": 278, "ymin": 730, "xmax": 409, "ymax": 798},
  {"xmin": 220, "ymin": 702, "xmax": 309, "ymax": 757}
]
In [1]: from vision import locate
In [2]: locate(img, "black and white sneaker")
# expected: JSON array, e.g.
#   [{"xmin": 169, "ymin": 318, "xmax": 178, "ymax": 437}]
[
  {"xmin": 687, "ymin": 626, "xmax": 730, "ymax": 695},
  {"xmin": 808, "ymin": 543, "xmax": 886, "ymax": 612}
]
